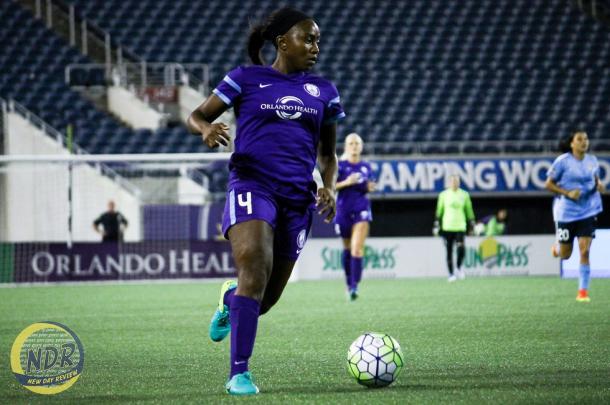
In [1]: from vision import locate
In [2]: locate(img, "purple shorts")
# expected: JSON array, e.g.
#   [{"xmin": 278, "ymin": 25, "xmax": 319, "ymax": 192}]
[
  {"xmin": 222, "ymin": 186, "xmax": 314, "ymax": 261},
  {"xmin": 334, "ymin": 208, "xmax": 373, "ymax": 239}
]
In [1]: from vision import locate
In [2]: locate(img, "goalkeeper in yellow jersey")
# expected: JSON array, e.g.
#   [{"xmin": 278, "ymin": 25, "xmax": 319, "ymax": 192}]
[{"xmin": 433, "ymin": 175, "xmax": 475, "ymax": 282}]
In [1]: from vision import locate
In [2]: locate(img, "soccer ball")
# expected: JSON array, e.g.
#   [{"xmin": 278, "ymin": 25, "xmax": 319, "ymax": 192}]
[{"xmin": 347, "ymin": 332, "xmax": 404, "ymax": 388}]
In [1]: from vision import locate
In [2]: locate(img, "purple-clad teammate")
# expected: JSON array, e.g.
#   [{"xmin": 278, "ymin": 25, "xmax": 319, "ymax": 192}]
[
  {"xmin": 187, "ymin": 7, "xmax": 344, "ymax": 395},
  {"xmin": 335, "ymin": 133, "xmax": 376, "ymax": 300}
]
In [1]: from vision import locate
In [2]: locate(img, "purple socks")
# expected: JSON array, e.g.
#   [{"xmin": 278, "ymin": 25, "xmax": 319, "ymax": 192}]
[
  {"xmin": 350, "ymin": 256, "xmax": 363, "ymax": 291},
  {"xmin": 344, "ymin": 251, "xmax": 363, "ymax": 291},
  {"xmin": 229, "ymin": 295, "xmax": 260, "ymax": 377},
  {"xmin": 341, "ymin": 249, "xmax": 351, "ymax": 287}
]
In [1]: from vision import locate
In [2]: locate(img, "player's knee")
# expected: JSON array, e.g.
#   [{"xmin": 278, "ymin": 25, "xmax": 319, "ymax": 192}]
[
  {"xmin": 580, "ymin": 247, "xmax": 590, "ymax": 260},
  {"xmin": 234, "ymin": 251, "xmax": 272, "ymax": 299},
  {"xmin": 351, "ymin": 247, "xmax": 364, "ymax": 257},
  {"xmin": 234, "ymin": 242, "xmax": 272, "ymax": 270},
  {"xmin": 235, "ymin": 236, "xmax": 271, "ymax": 258},
  {"xmin": 342, "ymin": 239, "xmax": 352, "ymax": 251}
]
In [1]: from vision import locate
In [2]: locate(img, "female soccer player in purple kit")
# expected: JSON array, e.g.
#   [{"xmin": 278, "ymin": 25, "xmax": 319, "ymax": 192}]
[
  {"xmin": 187, "ymin": 7, "xmax": 344, "ymax": 395},
  {"xmin": 335, "ymin": 133, "xmax": 376, "ymax": 300}
]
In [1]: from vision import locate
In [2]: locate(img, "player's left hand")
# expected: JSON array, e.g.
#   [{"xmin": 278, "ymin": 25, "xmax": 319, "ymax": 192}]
[
  {"xmin": 597, "ymin": 181, "xmax": 606, "ymax": 194},
  {"xmin": 467, "ymin": 220, "xmax": 476, "ymax": 236},
  {"xmin": 316, "ymin": 187, "xmax": 336, "ymax": 223},
  {"xmin": 367, "ymin": 181, "xmax": 377, "ymax": 193}
]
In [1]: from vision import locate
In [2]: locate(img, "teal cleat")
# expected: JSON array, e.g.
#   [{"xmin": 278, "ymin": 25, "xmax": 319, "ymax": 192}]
[
  {"xmin": 225, "ymin": 372, "xmax": 259, "ymax": 395},
  {"xmin": 209, "ymin": 280, "xmax": 237, "ymax": 342}
]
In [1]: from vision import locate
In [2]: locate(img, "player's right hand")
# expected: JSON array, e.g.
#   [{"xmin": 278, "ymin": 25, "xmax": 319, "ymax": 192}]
[
  {"xmin": 347, "ymin": 173, "xmax": 362, "ymax": 185},
  {"xmin": 201, "ymin": 122, "xmax": 230, "ymax": 148},
  {"xmin": 432, "ymin": 220, "xmax": 440, "ymax": 236},
  {"xmin": 316, "ymin": 187, "xmax": 336, "ymax": 223},
  {"xmin": 566, "ymin": 189, "xmax": 581, "ymax": 200}
]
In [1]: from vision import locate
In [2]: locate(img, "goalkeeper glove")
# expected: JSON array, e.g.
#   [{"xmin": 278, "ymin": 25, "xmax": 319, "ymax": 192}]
[
  {"xmin": 468, "ymin": 219, "xmax": 476, "ymax": 235},
  {"xmin": 432, "ymin": 220, "xmax": 440, "ymax": 236}
]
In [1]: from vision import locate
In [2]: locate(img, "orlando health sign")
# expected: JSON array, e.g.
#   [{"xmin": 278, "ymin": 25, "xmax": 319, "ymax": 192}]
[{"xmin": 369, "ymin": 156, "xmax": 610, "ymax": 196}]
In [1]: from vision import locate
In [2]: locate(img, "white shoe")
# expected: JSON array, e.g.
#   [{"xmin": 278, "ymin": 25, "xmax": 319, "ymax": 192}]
[
  {"xmin": 457, "ymin": 269, "xmax": 466, "ymax": 280},
  {"xmin": 448, "ymin": 275, "xmax": 457, "ymax": 282}
]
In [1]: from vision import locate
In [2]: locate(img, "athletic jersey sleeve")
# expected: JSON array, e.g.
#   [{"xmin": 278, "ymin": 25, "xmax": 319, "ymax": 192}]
[
  {"xmin": 435, "ymin": 192, "xmax": 444, "ymax": 219},
  {"xmin": 464, "ymin": 193, "xmax": 475, "ymax": 221},
  {"xmin": 323, "ymin": 83, "xmax": 346, "ymax": 125},
  {"xmin": 592, "ymin": 155, "xmax": 600, "ymax": 178},
  {"xmin": 547, "ymin": 154, "xmax": 566, "ymax": 183},
  {"xmin": 212, "ymin": 66, "xmax": 245, "ymax": 107}
]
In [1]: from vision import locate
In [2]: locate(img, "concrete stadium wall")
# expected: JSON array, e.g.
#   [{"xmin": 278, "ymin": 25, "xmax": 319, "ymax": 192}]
[
  {"xmin": 1, "ymin": 112, "xmax": 141, "ymax": 242},
  {"xmin": 107, "ymin": 86, "xmax": 164, "ymax": 129}
]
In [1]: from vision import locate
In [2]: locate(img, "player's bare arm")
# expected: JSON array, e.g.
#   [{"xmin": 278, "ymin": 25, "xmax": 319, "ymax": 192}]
[
  {"xmin": 187, "ymin": 94, "xmax": 231, "ymax": 148},
  {"xmin": 367, "ymin": 181, "xmax": 376, "ymax": 193},
  {"xmin": 545, "ymin": 178, "xmax": 580, "ymax": 200},
  {"xmin": 335, "ymin": 173, "xmax": 361, "ymax": 190}
]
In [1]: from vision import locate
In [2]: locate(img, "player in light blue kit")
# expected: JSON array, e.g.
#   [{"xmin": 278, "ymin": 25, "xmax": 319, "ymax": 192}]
[
  {"xmin": 545, "ymin": 130, "xmax": 605, "ymax": 302},
  {"xmin": 187, "ymin": 7, "xmax": 344, "ymax": 395},
  {"xmin": 335, "ymin": 133, "xmax": 376, "ymax": 300}
]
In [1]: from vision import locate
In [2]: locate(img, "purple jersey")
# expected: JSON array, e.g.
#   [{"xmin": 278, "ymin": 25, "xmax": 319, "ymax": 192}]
[
  {"xmin": 213, "ymin": 65, "xmax": 345, "ymax": 206},
  {"xmin": 336, "ymin": 159, "xmax": 374, "ymax": 214}
]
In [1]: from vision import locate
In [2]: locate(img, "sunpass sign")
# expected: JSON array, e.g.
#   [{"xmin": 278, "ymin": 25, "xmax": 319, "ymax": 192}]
[
  {"xmin": 463, "ymin": 237, "xmax": 532, "ymax": 276},
  {"xmin": 368, "ymin": 156, "xmax": 610, "ymax": 197},
  {"xmin": 321, "ymin": 245, "xmax": 398, "ymax": 272},
  {"xmin": 295, "ymin": 236, "xmax": 559, "ymax": 280}
]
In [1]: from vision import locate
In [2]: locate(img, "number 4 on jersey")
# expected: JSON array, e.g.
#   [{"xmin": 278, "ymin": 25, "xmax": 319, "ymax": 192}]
[{"xmin": 238, "ymin": 192, "xmax": 252, "ymax": 215}]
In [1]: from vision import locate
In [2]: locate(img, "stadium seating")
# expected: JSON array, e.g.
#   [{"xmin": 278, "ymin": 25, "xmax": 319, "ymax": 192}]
[
  {"xmin": 0, "ymin": 1, "xmax": 195, "ymax": 154},
  {"xmin": 3, "ymin": 0, "xmax": 610, "ymax": 154},
  {"xmin": 63, "ymin": 0, "xmax": 610, "ymax": 153}
]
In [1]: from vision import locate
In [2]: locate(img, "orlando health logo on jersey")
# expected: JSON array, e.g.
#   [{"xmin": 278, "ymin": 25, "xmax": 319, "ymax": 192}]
[
  {"xmin": 211, "ymin": 65, "xmax": 345, "ymax": 204},
  {"xmin": 212, "ymin": 66, "xmax": 344, "ymax": 128},
  {"xmin": 261, "ymin": 95, "xmax": 318, "ymax": 120}
]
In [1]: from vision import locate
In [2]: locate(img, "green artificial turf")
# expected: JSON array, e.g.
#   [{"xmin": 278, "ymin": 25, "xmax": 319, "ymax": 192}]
[{"xmin": 1, "ymin": 277, "xmax": 609, "ymax": 404}]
